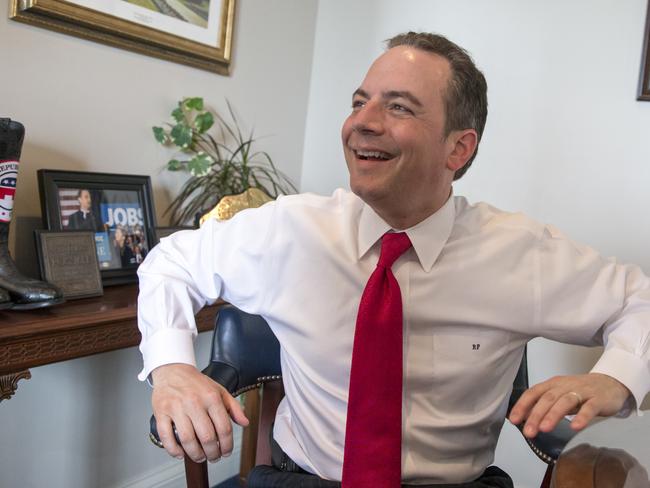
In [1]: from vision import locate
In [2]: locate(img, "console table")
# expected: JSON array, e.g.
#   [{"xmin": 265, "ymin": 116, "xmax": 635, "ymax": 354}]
[{"xmin": 0, "ymin": 284, "xmax": 222, "ymax": 401}]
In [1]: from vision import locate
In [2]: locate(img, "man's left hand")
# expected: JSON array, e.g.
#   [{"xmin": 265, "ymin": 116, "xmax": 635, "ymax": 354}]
[{"xmin": 509, "ymin": 373, "xmax": 631, "ymax": 438}]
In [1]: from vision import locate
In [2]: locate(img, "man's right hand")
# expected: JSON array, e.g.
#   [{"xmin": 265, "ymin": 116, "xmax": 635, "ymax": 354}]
[{"xmin": 151, "ymin": 363, "xmax": 249, "ymax": 463}]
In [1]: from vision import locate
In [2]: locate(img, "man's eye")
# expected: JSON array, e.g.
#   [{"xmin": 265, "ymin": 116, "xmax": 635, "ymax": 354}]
[
  {"xmin": 351, "ymin": 100, "xmax": 365, "ymax": 109},
  {"xmin": 390, "ymin": 103, "xmax": 412, "ymax": 114}
]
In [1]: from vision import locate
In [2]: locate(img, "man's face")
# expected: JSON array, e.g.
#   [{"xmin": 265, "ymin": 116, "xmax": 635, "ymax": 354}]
[
  {"xmin": 342, "ymin": 46, "xmax": 458, "ymax": 221},
  {"xmin": 78, "ymin": 190, "xmax": 91, "ymax": 211}
]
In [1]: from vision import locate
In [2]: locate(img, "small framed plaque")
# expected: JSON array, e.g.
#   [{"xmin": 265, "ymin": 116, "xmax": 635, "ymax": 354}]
[{"xmin": 35, "ymin": 230, "xmax": 104, "ymax": 300}]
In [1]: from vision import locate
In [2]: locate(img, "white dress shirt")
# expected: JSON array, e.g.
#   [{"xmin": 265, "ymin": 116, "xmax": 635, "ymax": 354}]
[{"xmin": 137, "ymin": 189, "xmax": 650, "ymax": 484}]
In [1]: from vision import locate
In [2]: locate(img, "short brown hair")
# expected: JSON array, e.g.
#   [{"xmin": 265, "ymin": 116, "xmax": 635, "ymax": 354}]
[{"xmin": 387, "ymin": 32, "xmax": 488, "ymax": 180}]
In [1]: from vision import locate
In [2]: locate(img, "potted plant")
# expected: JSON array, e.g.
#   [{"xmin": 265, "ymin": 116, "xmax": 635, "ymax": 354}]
[{"xmin": 153, "ymin": 97, "xmax": 297, "ymax": 225}]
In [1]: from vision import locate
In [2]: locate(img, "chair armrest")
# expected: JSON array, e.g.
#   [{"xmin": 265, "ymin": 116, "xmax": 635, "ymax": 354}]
[
  {"xmin": 149, "ymin": 414, "xmax": 165, "ymax": 448},
  {"xmin": 518, "ymin": 417, "xmax": 578, "ymax": 464}
]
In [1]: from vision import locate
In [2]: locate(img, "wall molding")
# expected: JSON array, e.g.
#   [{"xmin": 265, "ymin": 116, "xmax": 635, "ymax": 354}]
[{"xmin": 117, "ymin": 445, "xmax": 242, "ymax": 488}]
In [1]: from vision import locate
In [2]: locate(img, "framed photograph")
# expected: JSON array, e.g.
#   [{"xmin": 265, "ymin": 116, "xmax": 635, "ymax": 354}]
[
  {"xmin": 9, "ymin": 0, "xmax": 235, "ymax": 74},
  {"xmin": 38, "ymin": 170, "xmax": 157, "ymax": 286},
  {"xmin": 34, "ymin": 230, "xmax": 104, "ymax": 299},
  {"xmin": 639, "ymin": 0, "xmax": 650, "ymax": 101}
]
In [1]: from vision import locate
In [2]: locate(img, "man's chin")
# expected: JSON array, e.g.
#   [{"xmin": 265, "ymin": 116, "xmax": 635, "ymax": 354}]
[{"xmin": 349, "ymin": 179, "xmax": 389, "ymax": 206}]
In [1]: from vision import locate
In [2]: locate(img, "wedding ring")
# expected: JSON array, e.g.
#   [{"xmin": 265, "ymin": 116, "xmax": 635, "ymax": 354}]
[{"xmin": 567, "ymin": 391, "xmax": 583, "ymax": 405}]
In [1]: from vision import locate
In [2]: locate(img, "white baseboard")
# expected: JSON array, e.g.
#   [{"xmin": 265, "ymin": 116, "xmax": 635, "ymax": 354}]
[{"xmin": 117, "ymin": 445, "xmax": 241, "ymax": 488}]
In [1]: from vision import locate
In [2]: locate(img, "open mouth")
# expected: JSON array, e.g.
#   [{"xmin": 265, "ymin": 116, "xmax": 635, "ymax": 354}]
[{"xmin": 353, "ymin": 149, "xmax": 395, "ymax": 161}]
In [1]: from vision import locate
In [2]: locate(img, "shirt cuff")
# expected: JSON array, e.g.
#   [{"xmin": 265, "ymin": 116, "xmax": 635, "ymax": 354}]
[
  {"xmin": 138, "ymin": 328, "xmax": 197, "ymax": 382},
  {"xmin": 590, "ymin": 348, "xmax": 650, "ymax": 416}
]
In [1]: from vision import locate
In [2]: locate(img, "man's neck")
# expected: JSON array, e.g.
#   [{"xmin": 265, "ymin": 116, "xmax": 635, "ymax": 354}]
[{"xmin": 366, "ymin": 189, "xmax": 453, "ymax": 230}]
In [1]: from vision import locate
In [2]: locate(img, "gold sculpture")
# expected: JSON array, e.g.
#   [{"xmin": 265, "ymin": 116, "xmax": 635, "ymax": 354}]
[{"xmin": 199, "ymin": 187, "xmax": 273, "ymax": 225}]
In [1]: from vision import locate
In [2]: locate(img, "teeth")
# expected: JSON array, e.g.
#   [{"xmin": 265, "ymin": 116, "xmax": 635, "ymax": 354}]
[{"xmin": 355, "ymin": 150, "xmax": 391, "ymax": 160}]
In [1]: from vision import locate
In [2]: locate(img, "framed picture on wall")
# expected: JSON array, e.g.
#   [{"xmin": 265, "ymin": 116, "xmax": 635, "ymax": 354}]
[
  {"xmin": 639, "ymin": 0, "xmax": 650, "ymax": 101},
  {"xmin": 37, "ymin": 170, "xmax": 157, "ymax": 286},
  {"xmin": 9, "ymin": 0, "xmax": 235, "ymax": 74}
]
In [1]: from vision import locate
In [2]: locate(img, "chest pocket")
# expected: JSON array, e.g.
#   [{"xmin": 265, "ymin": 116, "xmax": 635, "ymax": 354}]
[
  {"xmin": 434, "ymin": 327, "xmax": 509, "ymax": 362},
  {"xmin": 432, "ymin": 327, "xmax": 511, "ymax": 409}
]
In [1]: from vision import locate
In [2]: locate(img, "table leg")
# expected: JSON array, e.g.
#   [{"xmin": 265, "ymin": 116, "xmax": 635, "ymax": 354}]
[{"xmin": 0, "ymin": 369, "xmax": 31, "ymax": 402}]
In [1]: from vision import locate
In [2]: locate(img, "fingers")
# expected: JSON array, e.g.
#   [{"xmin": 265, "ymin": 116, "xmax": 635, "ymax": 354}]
[
  {"xmin": 184, "ymin": 406, "xmax": 224, "ymax": 462},
  {"xmin": 205, "ymin": 389, "xmax": 250, "ymax": 458},
  {"xmin": 171, "ymin": 390, "xmax": 233, "ymax": 463},
  {"xmin": 208, "ymin": 401, "xmax": 233, "ymax": 457},
  {"xmin": 509, "ymin": 377, "xmax": 583, "ymax": 437},
  {"xmin": 157, "ymin": 401, "xmax": 225, "ymax": 463},
  {"xmin": 510, "ymin": 385, "xmax": 562, "ymax": 437},
  {"xmin": 568, "ymin": 400, "xmax": 598, "ymax": 431},
  {"xmin": 508, "ymin": 385, "xmax": 541, "ymax": 426},
  {"xmin": 522, "ymin": 390, "xmax": 582, "ymax": 437},
  {"xmin": 509, "ymin": 373, "xmax": 630, "ymax": 438},
  {"xmin": 151, "ymin": 364, "xmax": 242, "ymax": 463},
  {"xmin": 223, "ymin": 390, "xmax": 250, "ymax": 427},
  {"xmin": 156, "ymin": 414, "xmax": 185, "ymax": 460},
  {"xmin": 174, "ymin": 413, "xmax": 211, "ymax": 462}
]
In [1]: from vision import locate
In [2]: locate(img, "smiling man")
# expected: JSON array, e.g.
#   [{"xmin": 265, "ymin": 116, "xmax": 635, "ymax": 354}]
[
  {"xmin": 343, "ymin": 41, "xmax": 480, "ymax": 230},
  {"xmin": 137, "ymin": 32, "xmax": 650, "ymax": 488}
]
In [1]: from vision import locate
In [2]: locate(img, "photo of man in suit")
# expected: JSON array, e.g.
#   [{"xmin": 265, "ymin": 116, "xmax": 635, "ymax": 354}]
[{"xmin": 66, "ymin": 189, "xmax": 99, "ymax": 231}]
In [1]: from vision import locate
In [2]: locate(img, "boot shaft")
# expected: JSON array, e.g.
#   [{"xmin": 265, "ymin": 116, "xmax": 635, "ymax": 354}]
[
  {"xmin": 0, "ymin": 118, "xmax": 23, "ymax": 224},
  {"xmin": 0, "ymin": 221, "xmax": 8, "ymax": 245},
  {"xmin": 0, "ymin": 118, "xmax": 25, "ymax": 161}
]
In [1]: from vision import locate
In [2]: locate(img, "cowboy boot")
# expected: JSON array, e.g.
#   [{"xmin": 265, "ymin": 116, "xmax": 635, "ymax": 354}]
[
  {"xmin": 0, "ymin": 287, "xmax": 11, "ymax": 310},
  {"xmin": 0, "ymin": 118, "xmax": 64, "ymax": 310}
]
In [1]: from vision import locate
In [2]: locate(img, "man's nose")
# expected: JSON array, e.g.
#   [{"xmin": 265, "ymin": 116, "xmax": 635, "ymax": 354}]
[{"xmin": 353, "ymin": 102, "xmax": 384, "ymax": 135}]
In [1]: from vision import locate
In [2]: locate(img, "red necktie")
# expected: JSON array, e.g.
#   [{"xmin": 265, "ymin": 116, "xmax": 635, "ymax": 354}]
[{"xmin": 342, "ymin": 232, "xmax": 412, "ymax": 488}]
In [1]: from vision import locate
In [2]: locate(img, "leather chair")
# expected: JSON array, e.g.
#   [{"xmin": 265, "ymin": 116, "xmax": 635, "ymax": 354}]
[{"xmin": 150, "ymin": 305, "xmax": 577, "ymax": 488}]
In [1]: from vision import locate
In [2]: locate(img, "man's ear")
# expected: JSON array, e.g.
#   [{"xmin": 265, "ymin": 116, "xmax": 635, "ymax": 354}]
[{"xmin": 446, "ymin": 129, "xmax": 478, "ymax": 172}]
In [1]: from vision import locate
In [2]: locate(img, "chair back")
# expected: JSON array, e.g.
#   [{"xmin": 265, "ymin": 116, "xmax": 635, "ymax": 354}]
[
  {"xmin": 203, "ymin": 305, "xmax": 282, "ymax": 396},
  {"xmin": 509, "ymin": 346, "xmax": 529, "ymax": 414}
]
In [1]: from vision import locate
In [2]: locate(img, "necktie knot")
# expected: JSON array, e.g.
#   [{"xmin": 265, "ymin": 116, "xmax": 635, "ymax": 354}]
[{"xmin": 378, "ymin": 232, "xmax": 412, "ymax": 269}]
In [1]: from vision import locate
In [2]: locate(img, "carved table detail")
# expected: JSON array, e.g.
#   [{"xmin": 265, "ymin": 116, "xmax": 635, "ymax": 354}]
[{"xmin": 0, "ymin": 370, "xmax": 31, "ymax": 401}]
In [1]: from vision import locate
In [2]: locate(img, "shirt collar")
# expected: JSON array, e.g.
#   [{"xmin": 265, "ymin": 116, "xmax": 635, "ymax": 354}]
[{"xmin": 357, "ymin": 193, "xmax": 456, "ymax": 272}]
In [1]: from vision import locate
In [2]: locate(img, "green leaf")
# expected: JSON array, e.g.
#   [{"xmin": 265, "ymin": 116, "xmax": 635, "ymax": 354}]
[
  {"xmin": 171, "ymin": 124, "xmax": 193, "ymax": 148},
  {"xmin": 195, "ymin": 112, "xmax": 214, "ymax": 133},
  {"xmin": 167, "ymin": 159, "xmax": 183, "ymax": 171},
  {"xmin": 152, "ymin": 126, "xmax": 167, "ymax": 143},
  {"xmin": 184, "ymin": 97, "xmax": 204, "ymax": 111},
  {"xmin": 171, "ymin": 105, "xmax": 185, "ymax": 123},
  {"xmin": 187, "ymin": 153, "xmax": 213, "ymax": 177}
]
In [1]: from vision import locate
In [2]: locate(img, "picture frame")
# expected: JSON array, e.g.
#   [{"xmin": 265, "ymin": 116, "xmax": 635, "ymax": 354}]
[
  {"xmin": 9, "ymin": 0, "xmax": 235, "ymax": 74},
  {"xmin": 639, "ymin": 0, "xmax": 650, "ymax": 101},
  {"xmin": 37, "ymin": 170, "xmax": 157, "ymax": 286},
  {"xmin": 34, "ymin": 230, "xmax": 104, "ymax": 300}
]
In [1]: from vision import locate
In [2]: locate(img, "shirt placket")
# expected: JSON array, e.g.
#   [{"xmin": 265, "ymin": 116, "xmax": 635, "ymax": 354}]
[{"xmin": 394, "ymin": 258, "xmax": 411, "ymax": 467}]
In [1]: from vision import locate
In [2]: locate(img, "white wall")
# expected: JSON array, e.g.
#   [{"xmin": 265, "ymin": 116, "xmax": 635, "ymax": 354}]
[
  {"xmin": 0, "ymin": 0, "xmax": 318, "ymax": 486},
  {"xmin": 301, "ymin": 1, "xmax": 650, "ymax": 486}
]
